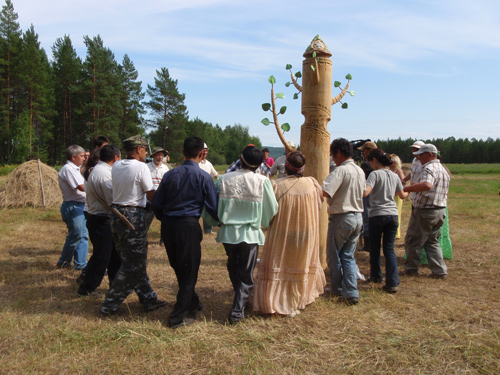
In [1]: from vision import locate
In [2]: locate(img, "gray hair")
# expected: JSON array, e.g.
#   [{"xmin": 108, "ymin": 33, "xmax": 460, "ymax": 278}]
[{"xmin": 65, "ymin": 145, "xmax": 85, "ymax": 160}]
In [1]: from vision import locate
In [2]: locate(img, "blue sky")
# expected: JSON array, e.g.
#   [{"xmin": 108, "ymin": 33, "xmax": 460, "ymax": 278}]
[{"xmin": 12, "ymin": 0, "xmax": 500, "ymax": 147}]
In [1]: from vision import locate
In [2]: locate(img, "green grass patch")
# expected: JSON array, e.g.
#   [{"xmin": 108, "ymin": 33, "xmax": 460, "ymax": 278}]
[{"xmin": 445, "ymin": 163, "xmax": 500, "ymax": 175}]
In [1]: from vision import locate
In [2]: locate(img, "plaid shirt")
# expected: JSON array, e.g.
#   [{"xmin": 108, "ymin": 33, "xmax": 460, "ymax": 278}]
[
  {"xmin": 413, "ymin": 159, "xmax": 450, "ymax": 208},
  {"xmin": 225, "ymin": 159, "xmax": 271, "ymax": 176}
]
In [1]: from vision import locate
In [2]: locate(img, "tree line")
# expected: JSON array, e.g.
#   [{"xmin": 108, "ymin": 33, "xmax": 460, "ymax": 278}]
[
  {"xmin": 374, "ymin": 137, "xmax": 500, "ymax": 164},
  {"xmin": 0, "ymin": 0, "xmax": 260, "ymax": 165}
]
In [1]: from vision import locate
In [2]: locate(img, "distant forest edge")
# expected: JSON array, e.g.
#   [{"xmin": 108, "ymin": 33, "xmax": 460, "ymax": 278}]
[
  {"xmin": 264, "ymin": 137, "xmax": 500, "ymax": 165},
  {"xmin": 0, "ymin": 1, "xmax": 498, "ymax": 167}
]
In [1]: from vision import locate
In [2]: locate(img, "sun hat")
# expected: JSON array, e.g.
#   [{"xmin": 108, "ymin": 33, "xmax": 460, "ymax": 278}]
[{"xmin": 410, "ymin": 140, "xmax": 425, "ymax": 149}]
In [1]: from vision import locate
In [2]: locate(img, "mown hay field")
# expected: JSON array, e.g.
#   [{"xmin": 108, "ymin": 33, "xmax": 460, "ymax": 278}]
[{"xmin": 0, "ymin": 169, "xmax": 498, "ymax": 374}]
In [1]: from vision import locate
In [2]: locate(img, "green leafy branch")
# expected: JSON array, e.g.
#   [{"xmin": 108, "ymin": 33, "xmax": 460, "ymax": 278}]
[{"xmin": 261, "ymin": 75, "xmax": 294, "ymax": 152}]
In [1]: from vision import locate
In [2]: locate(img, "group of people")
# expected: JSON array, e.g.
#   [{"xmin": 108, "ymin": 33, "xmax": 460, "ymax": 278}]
[{"xmin": 56, "ymin": 134, "xmax": 450, "ymax": 328}]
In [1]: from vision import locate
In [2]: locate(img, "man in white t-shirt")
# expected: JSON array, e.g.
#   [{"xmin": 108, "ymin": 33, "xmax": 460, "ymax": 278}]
[
  {"xmin": 199, "ymin": 143, "xmax": 219, "ymax": 234},
  {"xmin": 57, "ymin": 145, "xmax": 89, "ymax": 270},
  {"xmin": 100, "ymin": 135, "xmax": 167, "ymax": 315}
]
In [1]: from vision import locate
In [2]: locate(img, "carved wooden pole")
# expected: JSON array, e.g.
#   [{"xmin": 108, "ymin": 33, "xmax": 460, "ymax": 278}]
[{"xmin": 299, "ymin": 38, "xmax": 332, "ymax": 268}]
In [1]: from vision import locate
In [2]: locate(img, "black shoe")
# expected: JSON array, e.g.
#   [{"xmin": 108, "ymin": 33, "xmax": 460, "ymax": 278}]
[
  {"xmin": 56, "ymin": 261, "xmax": 72, "ymax": 270},
  {"xmin": 382, "ymin": 285, "xmax": 398, "ymax": 294},
  {"xmin": 76, "ymin": 274, "xmax": 85, "ymax": 285},
  {"xmin": 339, "ymin": 296, "xmax": 359, "ymax": 305},
  {"xmin": 429, "ymin": 273, "xmax": 447, "ymax": 280},
  {"xmin": 78, "ymin": 290, "xmax": 102, "ymax": 299},
  {"xmin": 143, "ymin": 299, "xmax": 168, "ymax": 312},
  {"xmin": 99, "ymin": 306, "xmax": 119, "ymax": 316},
  {"xmin": 228, "ymin": 316, "xmax": 244, "ymax": 325},
  {"xmin": 365, "ymin": 277, "xmax": 383, "ymax": 284},
  {"xmin": 169, "ymin": 317, "xmax": 196, "ymax": 329}
]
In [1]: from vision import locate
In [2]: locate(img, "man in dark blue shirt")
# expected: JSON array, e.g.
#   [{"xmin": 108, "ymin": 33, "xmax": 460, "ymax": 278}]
[{"xmin": 152, "ymin": 136, "xmax": 218, "ymax": 329}]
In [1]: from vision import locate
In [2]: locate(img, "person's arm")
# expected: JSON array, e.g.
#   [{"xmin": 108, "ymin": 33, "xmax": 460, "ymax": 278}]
[
  {"xmin": 146, "ymin": 190, "xmax": 155, "ymax": 201},
  {"xmin": 403, "ymin": 181, "xmax": 432, "ymax": 193},
  {"xmin": 397, "ymin": 190, "xmax": 408, "ymax": 199},
  {"xmin": 76, "ymin": 184, "xmax": 85, "ymax": 192},
  {"xmin": 261, "ymin": 178, "xmax": 279, "ymax": 228},
  {"xmin": 363, "ymin": 185, "xmax": 372, "ymax": 197}
]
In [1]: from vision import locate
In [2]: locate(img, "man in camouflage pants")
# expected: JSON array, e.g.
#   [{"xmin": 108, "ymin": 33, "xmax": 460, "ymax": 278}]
[{"xmin": 100, "ymin": 135, "xmax": 167, "ymax": 315}]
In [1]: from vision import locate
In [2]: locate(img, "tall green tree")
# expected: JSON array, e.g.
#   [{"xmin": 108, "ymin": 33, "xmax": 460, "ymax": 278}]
[
  {"xmin": 82, "ymin": 35, "xmax": 122, "ymax": 145},
  {"xmin": 145, "ymin": 67, "xmax": 188, "ymax": 162},
  {"xmin": 118, "ymin": 54, "xmax": 145, "ymax": 139},
  {"xmin": 223, "ymin": 124, "xmax": 261, "ymax": 164},
  {"xmin": 15, "ymin": 24, "xmax": 55, "ymax": 162},
  {"xmin": 51, "ymin": 34, "xmax": 82, "ymax": 162},
  {"xmin": 0, "ymin": 0, "xmax": 22, "ymax": 162}
]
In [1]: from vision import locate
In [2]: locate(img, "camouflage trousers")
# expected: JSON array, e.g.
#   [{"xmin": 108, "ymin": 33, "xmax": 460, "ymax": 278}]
[{"xmin": 101, "ymin": 206, "xmax": 158, "ymax": 313}]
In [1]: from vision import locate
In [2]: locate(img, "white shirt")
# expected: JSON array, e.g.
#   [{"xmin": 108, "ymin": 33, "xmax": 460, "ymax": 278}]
[
  {"xmin": 199, "ymin": 159, "xmax": 218, "ymax": 177},
  {"xmin": 147, "ymin": 161, "xmax": 169, "ymax": 189},
  {"xmin": 112, "ymin": 159, "xmax": 153, "ymax": 207},
  {"xmin": 86, "ymin": 161, "xmax": 113, "ymax": 215},
  {"xmin": 58, "ymin": 160, "xmax": 86, "ymax": 203},
  {"xmin": 270, "ymin": 155, "xmax": 287, "ymax": 179}
]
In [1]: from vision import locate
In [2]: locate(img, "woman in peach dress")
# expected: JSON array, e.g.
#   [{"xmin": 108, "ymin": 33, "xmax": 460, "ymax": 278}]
[{"xmin": 253, "ymin": 152, "xmax": 326, "ymax": 316}]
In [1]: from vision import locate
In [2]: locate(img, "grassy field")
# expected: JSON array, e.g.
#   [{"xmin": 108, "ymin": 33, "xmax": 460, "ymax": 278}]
[{"xmin": 0, "ymin": 170, "xmax": 499, "ymax": 374}]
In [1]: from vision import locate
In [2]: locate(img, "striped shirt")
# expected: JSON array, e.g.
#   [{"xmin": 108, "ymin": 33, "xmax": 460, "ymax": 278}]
[{"xmin": 413, "ymin": 159, "xmax": 450, "ymax": 208}]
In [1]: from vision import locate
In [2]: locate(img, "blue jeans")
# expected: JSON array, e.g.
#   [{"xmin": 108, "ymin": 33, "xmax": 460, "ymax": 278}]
[
  {"xmin": 369, "ymin": 215, "xmax": 400, "ymax": 287},
  {"xmin": 58, "ymin": 201, "xmax": 88, "ymax": 269},
  {"xmin": 326, "ymin": 212, "xmax": 362, "ymax": 298}
]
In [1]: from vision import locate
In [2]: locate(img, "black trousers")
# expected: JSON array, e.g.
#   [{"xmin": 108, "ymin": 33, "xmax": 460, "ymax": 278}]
[
  {"xmin": 161, "ymin": 216, "xmax": 202, "ymax": 326},
  {"xmin": 79, "ymin": 212, "xmax": 121, "ymax": 294},
  {"xmin": 223, "ymin": 242, "xmax": 259, "ymax": 319}
]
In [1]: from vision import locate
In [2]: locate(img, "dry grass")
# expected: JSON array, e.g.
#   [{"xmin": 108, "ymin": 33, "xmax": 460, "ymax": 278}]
[{"xmin": 0, "ymin": 174, "xmax": 499, "ymax": 374}]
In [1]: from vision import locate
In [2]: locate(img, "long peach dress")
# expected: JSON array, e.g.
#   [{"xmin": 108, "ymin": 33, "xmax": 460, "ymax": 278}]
[{"xmin": 253, "ymin": 176, "xmax": 326, "ymax": 315}]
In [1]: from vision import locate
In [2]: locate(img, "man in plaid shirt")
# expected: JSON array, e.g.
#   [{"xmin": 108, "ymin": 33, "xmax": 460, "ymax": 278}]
[{"xmin": 402, "ymin": 144, "xmax": 450, "ymax": 279}]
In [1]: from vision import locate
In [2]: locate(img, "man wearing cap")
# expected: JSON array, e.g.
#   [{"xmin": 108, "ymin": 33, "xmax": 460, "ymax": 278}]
[
  {"xmin": 204, "ymin": 145, "xmax": 278, "ymax": 324},
  {"xmin": 403, "ymin": 141, "xmax": 425, "ymax": 201},
  {"xmin": 357, "ymin": 141, "xmax": 377, "ymax": 252},
  {"xmin": 199, "ymin": 143, "xmax": 219, "ymax": 234},
  {"xmin": 147, "ymin": 146, "xmax": 170, "ymax": 189},
  {"xmin": 403, "ymin": 144, "xmax": 449, "ymax": 279},
  {"xmin": 145, "ymin": 146, "xmax": 170, "ymax": 230},
  {"xmin": 100, "ymin": 135, "xmax": 167, "ymax": 315},
  {"xmin": 270, "ymin": 141, "xmax": 296, "ymax": 179},
  {"xmin": 152, "ymin": 137, "xmax": 219, "ymax": 328},
  {"xmin": 322, "ymin": 138, "xmax": 365, "ymax": 305}
]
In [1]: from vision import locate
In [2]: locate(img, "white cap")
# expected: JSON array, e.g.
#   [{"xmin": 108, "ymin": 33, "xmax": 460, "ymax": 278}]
[
  {"xmin": 204, "ymin": 143, "xmax": 208, "ymax": 149},
  {"xmin": 413, "ymin": 144, "xmax": 438, "ymax": 155},
  {"xmin": 287, "ymin": 140, "xmax": 296, "ymax": 148},
  {"xmin": 410, "ymin": 141, "xmax": 425, "ymax": 149}
]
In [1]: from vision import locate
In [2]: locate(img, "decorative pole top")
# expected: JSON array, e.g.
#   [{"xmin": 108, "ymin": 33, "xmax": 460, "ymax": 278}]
[{"xmin": 304, "ymin": 35, "xmax": 331, "ymax": 58}]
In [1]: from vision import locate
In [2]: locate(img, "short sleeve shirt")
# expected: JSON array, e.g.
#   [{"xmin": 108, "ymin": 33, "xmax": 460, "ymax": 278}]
[
  {"xmin": 112, "ymin": 159, "xmax": 153, "ymax": 207},
  {"xmin": 413, "ymin": 160, "xmax": 449, "ymax": 208},
  {"xmin": 199, "ymin": 159, "xmax": 218, "ymax": 177},
  {"xmin": 366, "ymin": 169, "xmax": 403, "ymax": 217},
  {"xmin": 58, "ymin": 161, "xmax": 86, "ymax": 203},
  {"xmin": 322, "ymin": 159, "xmax": 365, "ymax": 214}
]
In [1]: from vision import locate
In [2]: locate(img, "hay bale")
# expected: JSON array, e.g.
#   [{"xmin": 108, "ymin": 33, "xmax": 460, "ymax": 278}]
[{"xmin": 0, "ymin": 160, "xmax": 63, "ymax": 208}]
